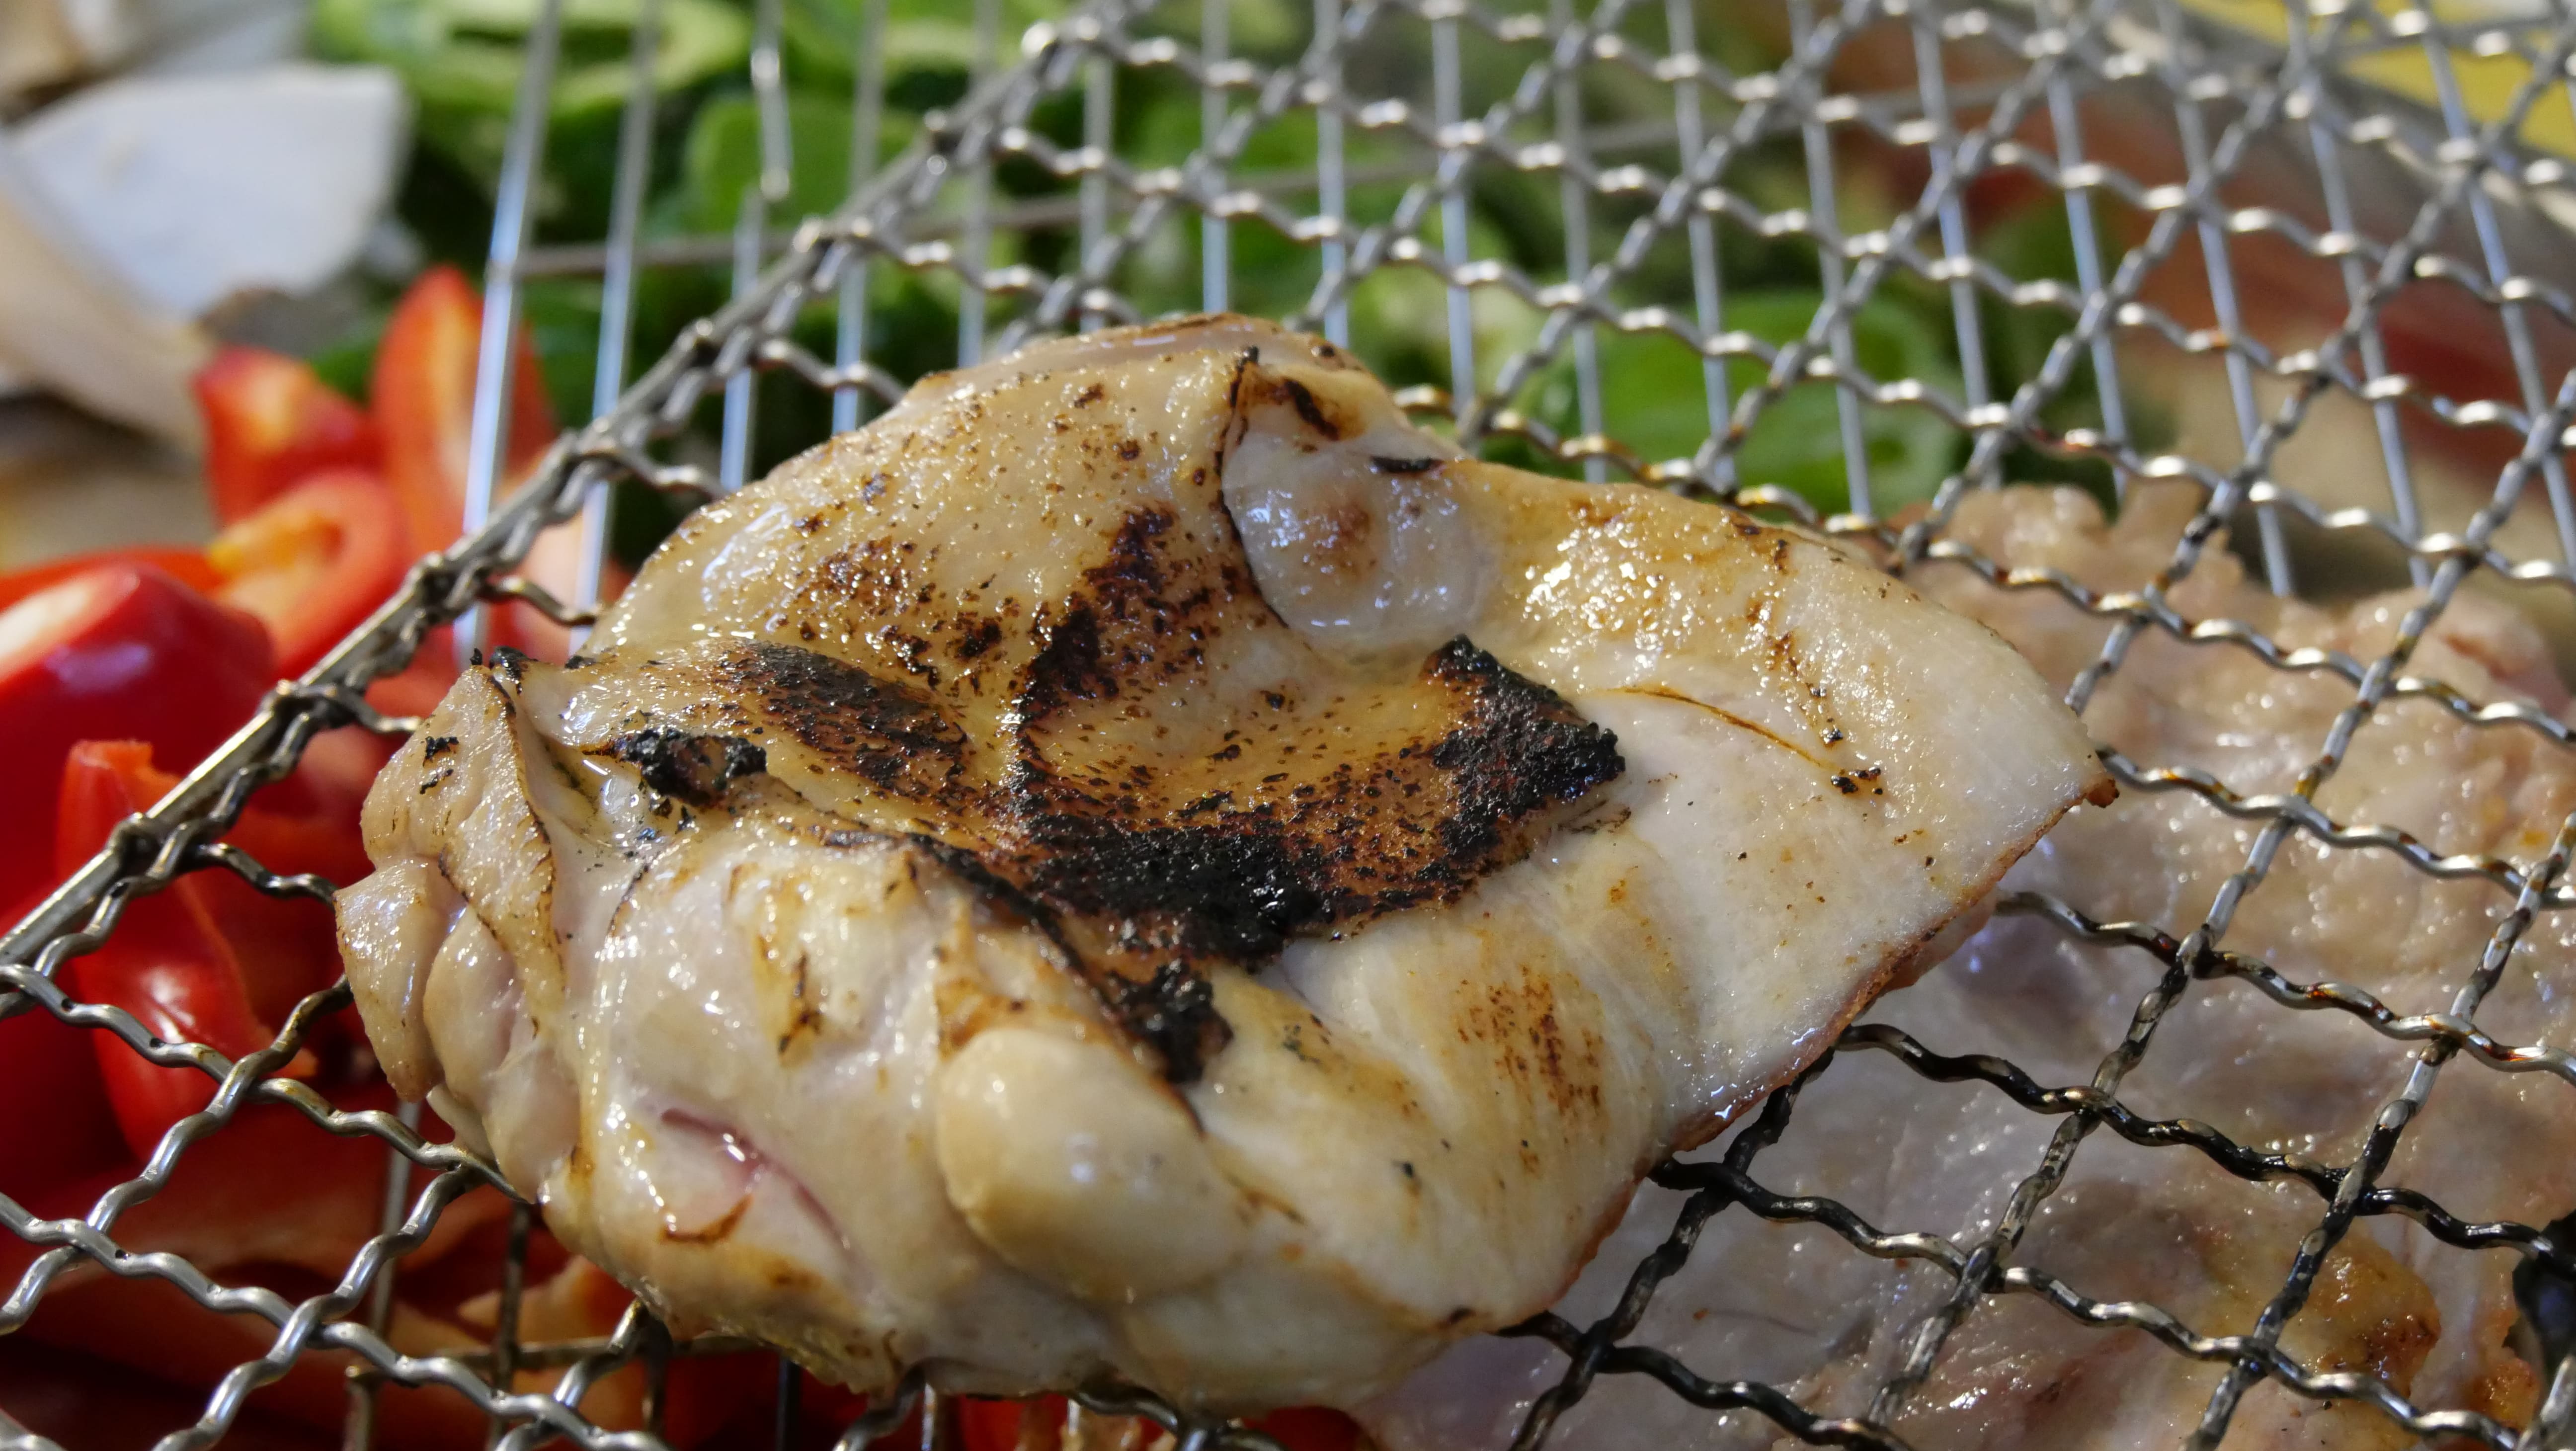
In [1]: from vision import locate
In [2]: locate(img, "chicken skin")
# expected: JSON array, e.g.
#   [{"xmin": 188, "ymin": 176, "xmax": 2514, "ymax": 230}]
[{"xmin": 334, "ymin": 317, "xmax": 2106, "ymax": 1410}]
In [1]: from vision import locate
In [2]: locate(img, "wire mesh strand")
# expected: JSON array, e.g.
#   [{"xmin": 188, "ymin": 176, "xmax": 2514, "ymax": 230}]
[{"xmin": 12, "ymin": 0, "xmax": 2576, "ymax": 1447}]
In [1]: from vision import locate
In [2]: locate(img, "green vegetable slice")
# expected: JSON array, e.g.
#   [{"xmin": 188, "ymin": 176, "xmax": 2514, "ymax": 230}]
[
  {"xmin": 778, "ymin": 0, "xmax": 1050, "ymax": 88},
  {"xmin": 1536, "ymin": 289, "xmax": 1965, "ymax": 514},
  {"xmin": 681, "ymin": 91, "xmax": 916, "ymax": 231},
  {"xmin": 313, "ymin": 0, "xmax": 749, "ymax": 179}
]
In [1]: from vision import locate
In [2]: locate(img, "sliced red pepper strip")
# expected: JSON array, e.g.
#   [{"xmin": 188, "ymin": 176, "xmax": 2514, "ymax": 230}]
[
  {"xmin": 489, "ymin": 510, "xmax": 590, "ymax": 662},
  {"xmin": 55, "ymin": 743, "xmax": 278, "ymax": 1156},
  {"xmin": 1246, "ymin": 1406, "xmax": 1364, "ymax": 1451},
  {"xmin": 207, "ymin": 470, "xmax": 412, "ymax": 677},
  {"xmin": 0, "ymin": 891, "xmax": 130, "ymax": 1195},
  {"xmin": 0, "ymin": 564, "xmax": 276, "ymax": 909},
  {"xmin": 193, "ymin": 345, "xmax": 380, "ymax": 525},
  {"xmin": 374, "ymin": 265, "xmax": 558, "ymax": 555},
  {"xmin": 652, "ymin": 1365, "xmax": 885, "ymax": 1450},
  {"xmin": 655, "ymin": 1353, "xmax": 804, "ymax": 1448},
  {"xmin": 1, "ymin": 1091, "xmax": 514, "ymax": 1451},
  {"xmin": 0, "ymin": 548, "xmax": 221, "ymax": 615},
  {"xmin": 278, "ymin": 638, "xmax": 462, "ymax": 818},
  {"xmin": 61, "ymin": 739, "xmax": 366, "ymax": 1028},
  {"xmin": 955, "ymin": 1395, "xmax": 1068, "ymax": 1451},
  {"xmin": 72, "ymin": 956, "xmax": 276, "ymax": 1154}
]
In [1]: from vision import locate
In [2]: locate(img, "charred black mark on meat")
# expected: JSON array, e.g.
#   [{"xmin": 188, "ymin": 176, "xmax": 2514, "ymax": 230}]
[
  {"xmin": 1013, "ymin": 806, "xmax": 1329, "ymax": 965},
  {"xmin": 1281, "ymin": 1022, "xmax": 1318, "ymax": 1063},
  {"xmin": 1102, "ymin": 961, "xmax": 1228, "ymax": 1082},
  {"xmin": 421, "ymin": 735, "xmax": 459, "ymax": 761},
  {"xmin": 2516, "ymin": 1209, "xmax": 2576, "ymax": 1370},
  {"xmin": 1278, "ymin": 377, "xmax": 1342, "ymax": 439},
  {"xmin": 605, "ymin": 728, "xmax": 768, "ymax": 807},
  {"xmin": 1015, "ymin": 507, "xmax": 1184, "ymax": 722},
  {"xmin": 897, "ymin": 831, "xmax": 1236, "ymax": 1075},
  {"xmin": 981, "ymin": 632, "xmax": 1620, "ymax": 1082},
  {"xmin": 1424, "ymin": 639, "xmax": 1625, "ymax": 871},
  {"xmin": 1369, "ymin": 456, "xmax": 1441, "ymax": 475},
  {"xmin": 953, "ymin": 617, "xmax": 1003, "ymax": 660},
  {"xmin": 1209, "ymin": 350, "xmax": 1260, "ymax": 490},
  {"xmin": 719, "ymin": 642, "xmax": 965, "ymax": 794}
]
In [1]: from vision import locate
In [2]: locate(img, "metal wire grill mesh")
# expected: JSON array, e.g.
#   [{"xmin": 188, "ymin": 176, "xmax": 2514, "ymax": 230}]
[{"xmin": 11, "ymin": 0, "xmax": 2576, "ymax": 1445}]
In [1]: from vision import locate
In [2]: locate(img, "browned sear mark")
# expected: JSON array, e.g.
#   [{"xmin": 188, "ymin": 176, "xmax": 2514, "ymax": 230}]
[
  {"xmin": 662, "ymin": 1196, "xmax": 752, "ymax": 1246},
  {"xmin": 1277, "ymin": 377, "xmax": 1342, "ymax": 439},
  {"xmin": 602, "ymin": 728, "xmax": 768, "ymax": 807}
]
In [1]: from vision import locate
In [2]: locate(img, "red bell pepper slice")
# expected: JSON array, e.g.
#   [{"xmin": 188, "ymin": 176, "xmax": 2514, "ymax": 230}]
[
  {"xmin": 54, "ymin": 743, "xmax": 281, "ymax": 1156},
  {"xmin": 193, "ymin": 345, "xmax": 380, "ymax": 526},
  {"xmin": 956, "ymin": 1395, "xmax": 1057, "ymax": 1451},
  {"xmin": 72, "ymin": 954, "xmax": 278, "ymax": 1156},
  {"xmin": 58, "ymin": 737, "xmax": 360, "ymax": 1029},
  {"xmin": 0, "ymin": 890, "xmax": 130, "ymax": 1196},
  {"xmin": 0, "ymin": 548, "xmax": 221, "ymax": 615},
  {"xmin": 0, "ymin": 564, "xmax": 277, "ymax": 910},
  {"xmin": 1, "ymin": 1087, "xmax": 520, "ymax": 1451},
  {"xmin": 374, "ymin": 265, "xmax": 558, "ymax": 556},
  {"xmin": 206, "ymin": 470, "xmax": 411, "ymax": 678},
  {"xmin": 279, "ymin": 639, "xmax": 462, "ymax": 820},
  {"xmin": 78, "ymin": 738, "xmax": 370, "ymax": 1012},
  {"xmin": 1247, "ymin": 1406, "xmax": 1363, "ymax": 1451}
]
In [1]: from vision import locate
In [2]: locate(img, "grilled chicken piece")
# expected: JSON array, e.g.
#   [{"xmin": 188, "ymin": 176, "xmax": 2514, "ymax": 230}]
[
  {"xmin": 333, "ymin": 316, "xmax": 2107, "ymax": 1410},
  {"xmin": 1364, "ymin": 482, "xmax": 2567, "ymax": 1450}
]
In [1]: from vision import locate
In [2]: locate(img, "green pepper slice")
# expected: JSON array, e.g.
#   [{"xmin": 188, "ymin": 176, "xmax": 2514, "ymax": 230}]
[{"xmin": 313, "ymin": 0, "xmax": 751, "ymax": 183}]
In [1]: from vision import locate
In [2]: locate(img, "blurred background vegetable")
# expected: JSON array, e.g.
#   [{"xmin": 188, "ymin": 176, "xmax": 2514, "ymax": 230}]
[{"xmin": 4, "ymin": 0, "xmax": 2151, "ymax": 593}]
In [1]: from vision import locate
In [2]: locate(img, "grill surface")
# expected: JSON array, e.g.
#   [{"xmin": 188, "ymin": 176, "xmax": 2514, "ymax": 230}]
[{"xmin": 10, "ymin": 0, "xmax": 2576, "ymax": 1445}]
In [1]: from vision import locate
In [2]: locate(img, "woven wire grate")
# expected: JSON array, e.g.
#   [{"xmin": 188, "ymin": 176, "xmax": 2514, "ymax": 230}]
[{"xmin": 11, "ymin": 0, "xmax": 2576, "ymax": 1445}]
